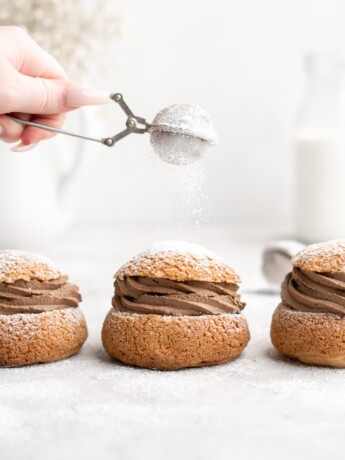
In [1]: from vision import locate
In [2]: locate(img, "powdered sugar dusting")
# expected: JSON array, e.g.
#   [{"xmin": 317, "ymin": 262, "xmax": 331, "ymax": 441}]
[
  {"xmin": 276, "ymin": 303, "xmax": 345, "ymax": 326},
  {"xmin": 0, "ymin": 250, "xmax": 62, "ymax": 283},
  {"xmin": 278, "ymin": 304, "xmax": 345, "ymax": 322},
  {"xmin": 292, "ymin": 239, "xmax": 345, "ymax": 272},
  {"xmin": 150, "ymin": 104, "xmax": 218, "ymax": 144},
  {"xmin": 108, "ymin": 310, "xmax": 247, "ymax": 331},
  {"xmin": 2, "ymin": 245, "xmax": 345, "ymax": 459},
  {"xmin": 2, "ymin": 289, "xmax": 345, "ymax": 459},
  {"xmin": 0, "ymin": 308, "xmax": 85, "ymax": 341},
  {"xmin": 150, "ymin": 104, "xmax": 218, "ymax": 165},
  {"xmin": 115, "ymin": 240, "xmax": 240, "ymax": 283},
  {"xmin": 145, "ymin": 240, "xmax": 219, "ymax": 258},
  {"xmin": 150, "ymin": 131, "xmax": 208, "ymax": 165}
]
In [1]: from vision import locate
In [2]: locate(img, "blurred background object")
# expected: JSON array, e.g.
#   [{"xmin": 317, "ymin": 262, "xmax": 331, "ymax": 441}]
[
  {"xmin": 1, "ymin": 0, "xmax": 345, "ymax": 250},
  {"xmin": 295, "ymin": 53, "xmax": 345, "ymax": 243},
  {"xmin": 0, "ymin": 0, "xmax": 122, "ymax": 249},
  {"xmin": 77, "ymin": 0, "xmax": 345, "ymax": 239},
  {"xmin": 0, "ymin": 0, "xmax": 122, "ymax": 79},
  {"xmin": 262, "ymin": 239, "xmax": 305, "ymax": 288},
  {"xmin": 2, "ymin": 5, "xmax": 345, "ymax": 456}
]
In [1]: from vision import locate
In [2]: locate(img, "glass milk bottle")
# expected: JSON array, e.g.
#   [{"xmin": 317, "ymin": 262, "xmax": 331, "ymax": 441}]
[{"xmin": 295, "ymin": 53, "xmax": 345, "ymax": 243}]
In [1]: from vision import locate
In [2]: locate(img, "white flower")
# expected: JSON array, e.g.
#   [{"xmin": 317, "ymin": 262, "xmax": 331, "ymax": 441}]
[{"xmin": 0, "ymin": 0, "xmax": 122, "ymax": 79}]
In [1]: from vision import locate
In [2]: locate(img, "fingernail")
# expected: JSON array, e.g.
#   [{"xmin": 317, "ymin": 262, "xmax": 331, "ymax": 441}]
[
  {"xmin": 65, "ymin": 86, "xmax": 109, "ymax": 107},
  {"xmin": 11, "ymin": 142, "xmax": 38, "ymax": 153}
]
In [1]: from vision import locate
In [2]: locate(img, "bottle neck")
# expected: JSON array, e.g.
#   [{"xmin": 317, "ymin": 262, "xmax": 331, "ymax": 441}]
[
  {"xmin": 298, "ymin": 72, "xmax": 343, "ymax": 135},
  {"xmin": 307, "ymin": 72, "xmax": 340, "ymax": 99}
]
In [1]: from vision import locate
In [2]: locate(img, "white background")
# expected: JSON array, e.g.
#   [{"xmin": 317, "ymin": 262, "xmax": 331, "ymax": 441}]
[
  {"xmin": 3, "ymin": 5, "xmax": 345, "ymax": 459},
  {"xmin": 72, "ymin": 0, "xmax": 345, "ymax": 234}
]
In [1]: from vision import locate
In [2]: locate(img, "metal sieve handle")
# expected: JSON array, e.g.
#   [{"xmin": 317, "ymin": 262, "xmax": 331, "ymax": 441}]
[{"xmin": 8, "ymin": 93, "xmax": 149, "ymax": 148}]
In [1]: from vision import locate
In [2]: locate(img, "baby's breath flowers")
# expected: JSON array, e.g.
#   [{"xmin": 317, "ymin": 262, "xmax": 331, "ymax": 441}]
[{"xmin": 0, "ymin": 0, "xmax": 122, "ymax": 79}]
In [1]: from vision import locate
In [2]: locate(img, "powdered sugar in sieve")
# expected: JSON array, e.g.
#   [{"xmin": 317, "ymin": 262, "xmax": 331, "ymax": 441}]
[{"xmin": 149, "ymin": 104, "xmax": 218, "ymax": 165}]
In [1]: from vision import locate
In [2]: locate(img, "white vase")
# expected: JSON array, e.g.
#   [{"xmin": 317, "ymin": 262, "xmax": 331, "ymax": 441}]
[{"xmin": 0, "ymin": 109, "xmax": 97, "ymax": 250}]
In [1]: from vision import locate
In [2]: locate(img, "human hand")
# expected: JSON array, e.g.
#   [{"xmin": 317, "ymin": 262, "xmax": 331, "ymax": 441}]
[{"xmin": 0, "ymin": 26, "xmax": 109, "ymax": 152}]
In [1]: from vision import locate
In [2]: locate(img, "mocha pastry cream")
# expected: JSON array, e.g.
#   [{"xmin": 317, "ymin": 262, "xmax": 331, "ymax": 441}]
[
  {"xmin": 102, "ymin": 242, "xmax": 250, "ymax": 370},
  {"xmin": 0, "ymin": 250, "xmax": 87, "ymax": 366},
  {"xmin": 113, "ymin": 277, "xmax": 244, "ymax": 316},
  {"xmin": 0, "ymin": 276, "xmax": 80, "ymax": 315},
  {"xmin": 271, "ymin": 240, "xmax": 345, "ymax": 367}
]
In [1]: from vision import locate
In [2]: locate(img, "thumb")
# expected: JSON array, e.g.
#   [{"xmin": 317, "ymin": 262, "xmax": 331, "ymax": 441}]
[{"xmin": 10, "ymin": 73, "xmax": 109, "ymax": 114}]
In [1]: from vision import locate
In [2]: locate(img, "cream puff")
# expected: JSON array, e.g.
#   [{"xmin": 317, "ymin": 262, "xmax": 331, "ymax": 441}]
[
  {"xmin": 102, "ymin": 241, "xmax": 250, "ymax": 370},
  {"xmin": 0, "ymin": 250, "xmax": 87, "ymax": 366},
  {"xmin": 271, "ymin": 240, "xmax": 345, "ymax": 367}
]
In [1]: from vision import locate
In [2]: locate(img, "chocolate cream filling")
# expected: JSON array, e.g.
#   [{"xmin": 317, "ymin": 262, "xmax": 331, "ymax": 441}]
[
  {"xmin": 282, "ymin": 268, "xmax": 345, "ymax": 315},
  {"xmin": 113, "ymin": 276, "xmax": 245, "ymax": 316},
  {"xmin": 0, "ymin": 275, "xmax": 81, "ymax": 315}
]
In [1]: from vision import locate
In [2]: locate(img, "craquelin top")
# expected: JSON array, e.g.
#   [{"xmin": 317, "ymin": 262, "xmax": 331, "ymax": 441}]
[
  {"xmin": 292, "ymin": 240, "xmax": 345, "ymax": 273},
  {"xmin": 115, "ymin": 241, "xmax": 240, "ymax": 284},
  {"xmin": 0, "ymin": 250, "xmax": 63, "ymax": 283}
]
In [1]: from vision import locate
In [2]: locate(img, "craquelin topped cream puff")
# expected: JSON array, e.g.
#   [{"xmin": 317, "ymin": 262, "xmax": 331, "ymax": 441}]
[
  {"xmin": 271, "ymin": 240, "xmax": 345, "ymax": 367},
  {"xmin": 0, "ymin": 250, "xmax": 87, "ymax": 366},
  {"xmin": 102, "ymin": 241, "xmax": 250, "ymax": 370}
]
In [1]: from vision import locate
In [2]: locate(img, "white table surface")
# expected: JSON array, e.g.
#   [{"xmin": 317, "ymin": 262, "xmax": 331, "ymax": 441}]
[{"xmin": 1, "ymin": 224, "xmax": 344, "ymax": 460}]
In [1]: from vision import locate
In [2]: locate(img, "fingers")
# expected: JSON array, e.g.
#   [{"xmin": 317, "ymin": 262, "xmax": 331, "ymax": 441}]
[
  {"xmin": 0, "ymin": 26, "xmax": 109, "ymax": 151},
  {"xmin": 7, "ymin": 74, "xmax": 69, "ymax": 114},
  {"xmin": 0, "ymin": 26, "xmax": 108, "ymax": 115},
  {"xmin": 0, "ymin": 114, "xmax": 28, "ymax": 142},
  {"xmin": 0, "ymin": 112, "xmax": 66, "ymax": 150},
  {"xmin": 64, "ymin": 86, "xmax": 110, "ymax": 108},
  {"xmin": 21, "ymin": 113, "xmax": 66, "ymax": 144},
  {"xmin": 2, "ymin": 26, "xmax": 67, "ymax": 80},
  {"xmin": 19, "ymin": 34, "xmax": 68, "ymax": 80},
  {"xmin": 11, "ymin": 142, "xmax": 38, "ymax": 153},
  {"xmin": 0, "ymin": 113, "xmax": 39, "ymax": 152},
  {"xmin": 5, "ymin": 73, "xmax": 109, "ymax": 115}
]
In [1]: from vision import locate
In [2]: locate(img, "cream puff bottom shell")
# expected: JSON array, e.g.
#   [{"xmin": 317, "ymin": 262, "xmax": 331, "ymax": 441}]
[
  {"xmin": 102, "ymin": 310, "xmax": 250, "ymax": 370},
  {"xmin": 0, "ymin": 308, "xmax": 87, "ymax": 366},
  {"xmin": 271, "ymin": 304, "xmax": 345, "ymax": 367}
]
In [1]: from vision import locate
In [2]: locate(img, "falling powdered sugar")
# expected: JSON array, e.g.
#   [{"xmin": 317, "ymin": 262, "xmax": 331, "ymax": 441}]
[
  {"xmin": 144, "ymin": 104, "xmax": 219, "ymax": 232},
  {"xmin": 143, "ymin": 240, "xmax": 219, "ymax": 257},
  {"xmin": 148, "ymin": 154, "xmax": 209, "ymax": 232}
]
